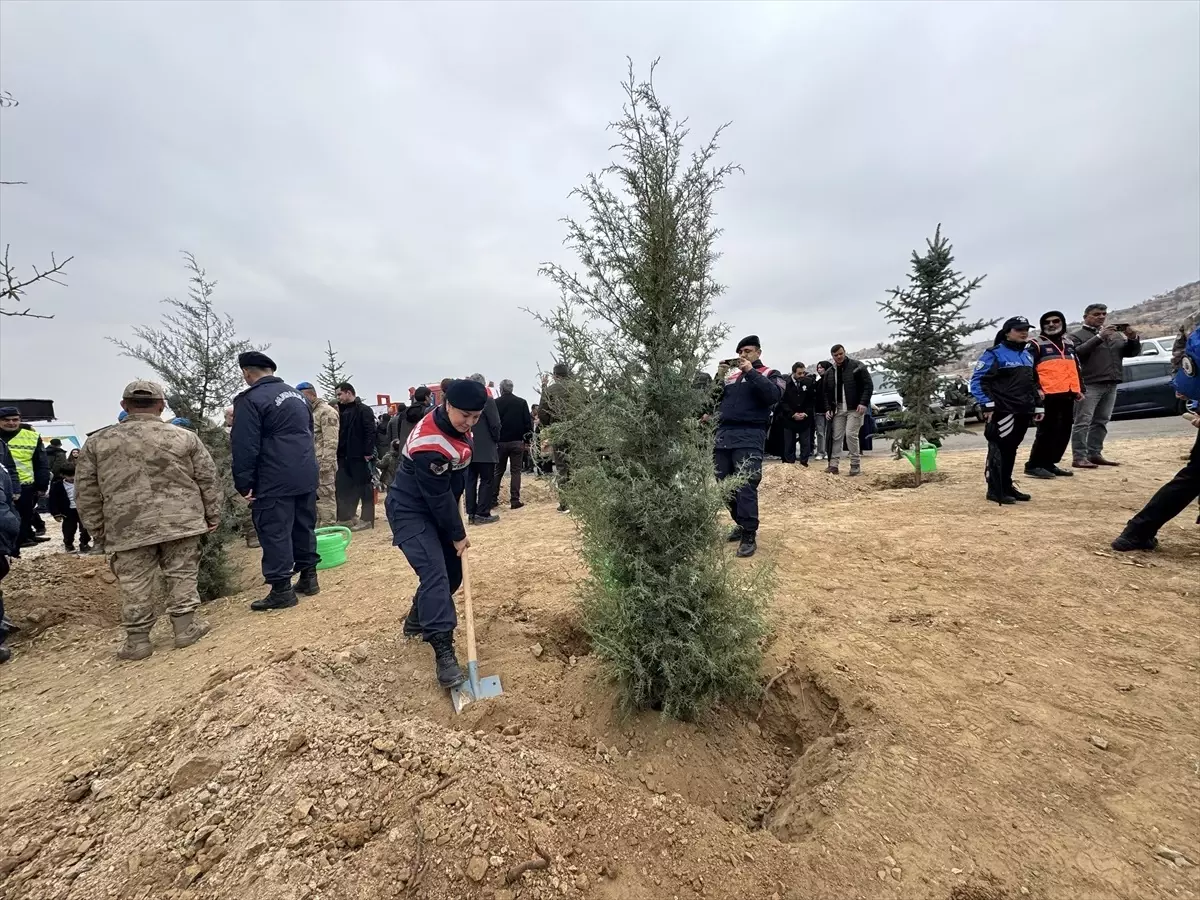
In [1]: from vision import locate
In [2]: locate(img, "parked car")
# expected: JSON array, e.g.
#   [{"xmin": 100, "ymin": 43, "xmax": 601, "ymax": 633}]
[
  {"xmin": 1138, "ymin": 336, "xmax": 1179, "ymax": 357},
  {"xmin": 868, "ymin": 370, "xmax": 982, "ymax": 433},
  {"xmin": 1113, "ymin": 358, "xmax": 1188, "ymax": 418}
]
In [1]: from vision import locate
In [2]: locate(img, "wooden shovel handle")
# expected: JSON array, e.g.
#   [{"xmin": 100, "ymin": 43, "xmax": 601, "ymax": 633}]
[{"xmin": 459, "ymin": 498, "xmax": 478, "ymax": 666}]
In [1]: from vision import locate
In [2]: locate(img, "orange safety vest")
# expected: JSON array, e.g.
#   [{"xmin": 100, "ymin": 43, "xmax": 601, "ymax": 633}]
[{"xmin": 1031, "ymin": 336, "xmax": 1081, "ymax": 396}]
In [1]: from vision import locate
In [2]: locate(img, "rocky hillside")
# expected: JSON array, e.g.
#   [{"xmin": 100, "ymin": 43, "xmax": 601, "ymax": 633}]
[{"xmin": 853, "ymin": 280, "xmax": 1200, "ymax": 370}]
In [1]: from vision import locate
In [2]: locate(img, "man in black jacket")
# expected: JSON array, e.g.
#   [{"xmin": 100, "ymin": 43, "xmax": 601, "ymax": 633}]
[
  {"xmin": 821, "ymin": 345, "xmax": 874, "ymax": 476},
  {"xmin": 336, "ymin": 382, "xmax": 378, "ymax": 529},
  {"xmin": 714, "ymin": 335, "xmax": 784, "ymax": 558},
  {"xmin": 778, "ymin": 362, "xmax": 817, "ymax": 466},
  {"xmin": 465, "ymin": 373, "xmax": 502, "ymax": 525},
  {"xmin": 493, "ymin": 379, "xmax": 533, "ymax": 510},
  {"xmin": 231, "ymin": 352, "xmax": 321, "ymax": 611}
]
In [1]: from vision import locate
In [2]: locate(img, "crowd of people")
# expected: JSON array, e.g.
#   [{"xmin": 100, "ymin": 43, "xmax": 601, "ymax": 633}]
[{"xmin": 0, "ymin": 309, "xmax": 1195, "ymax": 672}]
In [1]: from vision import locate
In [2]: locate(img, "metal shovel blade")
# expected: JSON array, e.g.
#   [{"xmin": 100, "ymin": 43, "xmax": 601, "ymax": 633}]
[{"xmin": 451, "ymin": 661, "xmax": 503, "ymax": 714}]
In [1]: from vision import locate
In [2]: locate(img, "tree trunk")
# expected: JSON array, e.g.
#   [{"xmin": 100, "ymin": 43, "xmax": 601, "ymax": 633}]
[{"xmin": 914, "ymin": 424, "xmax": 923, "ymax": 487}]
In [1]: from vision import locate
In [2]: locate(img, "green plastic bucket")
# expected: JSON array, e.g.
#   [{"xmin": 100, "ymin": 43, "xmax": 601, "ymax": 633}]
[
  {"xmin": 315, "ymin": 526, "xmax": 352, "ymax": 570},
  {"xmin": 901, "ymin": 442, "xmax": 938, "ymax": 473}
]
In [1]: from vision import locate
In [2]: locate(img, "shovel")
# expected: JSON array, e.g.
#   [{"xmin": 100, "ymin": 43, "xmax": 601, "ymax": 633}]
[{"xmin": 450, "ymin": 540, "xmax": 503, "ymax": 713}]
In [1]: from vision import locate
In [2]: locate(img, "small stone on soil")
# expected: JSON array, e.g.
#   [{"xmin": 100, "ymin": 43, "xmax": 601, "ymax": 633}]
[
  {"xmin": 531, "ymin": 643, "xmax": 544, "ymax": 658},
  {"xmin": 1088, "ymin": 735, "xmax": 1110, "ymax": 751},
  {"xmin": 466, "ymin": 855, "xmax": 489, "ymax": 882}
]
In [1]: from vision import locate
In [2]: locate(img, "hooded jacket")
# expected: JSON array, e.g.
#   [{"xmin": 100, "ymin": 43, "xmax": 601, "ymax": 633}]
[
  {"xmin": 396, "ymin": 404, "xmax": 425, "ymax": 446},
  {"xmin": 1030, "ymin": 311, "xmax": 1083, "ymax": 397}
]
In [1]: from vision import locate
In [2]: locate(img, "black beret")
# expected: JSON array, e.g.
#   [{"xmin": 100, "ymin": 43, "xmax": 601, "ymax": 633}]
[
  {"xmin": 238, "ymin": 351, "xmax": 277, "ymax": 371},
  {"xmin": 552, "ymin": 362, "xmax": 570, "ymax": 378},
  {"xmin": 444, "ymin": 378, "xmax": 488, "ymax": 412},
  {"xmin": 736, "ymin": 335, "xmax": 760, "ymax": 351}
]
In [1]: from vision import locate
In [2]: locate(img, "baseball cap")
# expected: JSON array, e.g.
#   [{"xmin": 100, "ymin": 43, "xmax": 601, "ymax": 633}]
[{"xmin": 122, "ymin": 379, "xmax": 166, "ymax": 400}]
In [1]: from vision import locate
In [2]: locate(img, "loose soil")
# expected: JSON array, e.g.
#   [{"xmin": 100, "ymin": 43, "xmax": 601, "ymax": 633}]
[{"xmin": 1, "ymin": 436, "xmax": 1197, "ymax": 900}]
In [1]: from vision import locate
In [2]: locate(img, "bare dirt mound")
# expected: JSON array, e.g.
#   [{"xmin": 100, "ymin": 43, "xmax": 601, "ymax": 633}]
[
  {"xmin": 0, "ymin": 633, "xmax": 864, "ymax": 900},
  {"xmin": 2, "ymin": 553, "xmax": 118, "ymax": 638}
]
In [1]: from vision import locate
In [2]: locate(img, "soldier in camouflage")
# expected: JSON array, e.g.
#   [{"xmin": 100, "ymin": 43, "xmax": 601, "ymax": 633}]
[
  {"xmin": 298, "ymin": 383, "xmax": 340, "ymax": 526},
  {"xmin": 75, "ymin": 380, "xmax": 222, "ymax": 661}
]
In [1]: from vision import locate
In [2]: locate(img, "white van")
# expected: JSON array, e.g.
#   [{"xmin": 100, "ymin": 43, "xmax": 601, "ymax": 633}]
[{"xmin": 1138, "ymin": 336, "xmax": 1178, "ymax": 357}]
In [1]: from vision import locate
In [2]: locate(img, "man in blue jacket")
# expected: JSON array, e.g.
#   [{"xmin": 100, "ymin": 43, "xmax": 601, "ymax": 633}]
[
  {"xmin": 714, "ymin": 335, "xmax": 784, "ymax": 558},
  {"xmin": 231, "ymin": 352, "xmax": 321, "ymax": 611},
  {"xmin": 386, "ymin": 378, "xmax": 487, "ymax": 688}
]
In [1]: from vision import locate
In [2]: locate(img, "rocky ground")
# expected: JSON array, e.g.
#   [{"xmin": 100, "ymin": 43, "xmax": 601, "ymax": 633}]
[{"xmin": 1, "ymin": 436, "xmax": 1198, "ymax": 900}]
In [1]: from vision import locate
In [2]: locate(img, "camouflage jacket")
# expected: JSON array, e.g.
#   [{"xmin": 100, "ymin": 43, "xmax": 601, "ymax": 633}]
[
  {"xmin": 75, "ymin": 413, "xmax": 221, "ymax": 552},
  {"xmin": 312, "ymin": 398, "xmax": 340, "ymax": 471}
]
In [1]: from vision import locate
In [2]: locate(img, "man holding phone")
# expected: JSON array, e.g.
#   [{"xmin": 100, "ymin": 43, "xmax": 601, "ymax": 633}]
[
  {"xmin": 1069, "ymin": 303, "xmax": 1141, "ymax": 468},
  {"xmin": 713, "ymin": 335, "xmax": 784, "ymax": 558}
]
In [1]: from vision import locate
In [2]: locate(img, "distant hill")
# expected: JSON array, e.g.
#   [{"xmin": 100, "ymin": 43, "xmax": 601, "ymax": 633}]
[{"xmin": 853, "ymin": 280, "xmax": 1200, "ymax": 374}]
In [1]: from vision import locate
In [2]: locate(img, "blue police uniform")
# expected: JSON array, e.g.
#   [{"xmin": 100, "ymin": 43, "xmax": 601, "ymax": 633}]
[
  {"xmin": 231, "ymin": 375, "xmax": 320, "ymax": 586},
  {"xmin": 714, "ymin": 353, "xmax": 783, "ymax": 544},
  {"xmin": 385, "ymin": 405, "xmax": 472, "ymax": 638}
]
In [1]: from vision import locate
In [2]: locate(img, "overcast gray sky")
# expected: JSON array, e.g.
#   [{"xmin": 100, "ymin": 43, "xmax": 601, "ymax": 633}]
[{"xmin": 1, "ymin": 0, "xmax": 1197, "ymax": 435}]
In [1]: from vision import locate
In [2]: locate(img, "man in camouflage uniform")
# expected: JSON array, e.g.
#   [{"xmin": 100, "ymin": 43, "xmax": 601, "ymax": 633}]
[
  {"xmin": 298, "ymin": 382, "xmax": 340, "ymax": 526},
  {"xmin": 75, "ymin": 380, "xmax": 222, "ymax": 661}
]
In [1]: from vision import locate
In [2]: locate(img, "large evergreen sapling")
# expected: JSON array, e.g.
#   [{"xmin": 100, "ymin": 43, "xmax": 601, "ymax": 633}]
[
  {"xmin": 318, "ymin": 342, "xmax": 352, "ymax": 402},
  {"xmin": 879, "ymin": 225, "xmax": 993, "ymax": 485},
  {"xmin": 537, "ymin": 61, "xmax": 767, "ymax": 720}
]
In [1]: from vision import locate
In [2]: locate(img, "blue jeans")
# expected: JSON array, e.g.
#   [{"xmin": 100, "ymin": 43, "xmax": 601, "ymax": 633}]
[{"xmin": 1072, "ymin": 383, "xmax": 1118, "ymax": 460}]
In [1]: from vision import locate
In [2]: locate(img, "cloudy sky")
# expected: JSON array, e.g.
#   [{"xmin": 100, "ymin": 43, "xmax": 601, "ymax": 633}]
[{"xmin": 1, "ymin": 0, "xmax": 1197, "ymax": 435}]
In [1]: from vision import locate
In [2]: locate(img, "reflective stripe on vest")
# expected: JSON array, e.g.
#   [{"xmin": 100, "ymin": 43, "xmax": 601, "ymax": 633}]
[
  {"xmin": 6, "ymin": 428, "xmax": 40, "ymax": 485},
  {"xmin": 402, "ymin": 412, "xmax": 473, "ymax": 470}
]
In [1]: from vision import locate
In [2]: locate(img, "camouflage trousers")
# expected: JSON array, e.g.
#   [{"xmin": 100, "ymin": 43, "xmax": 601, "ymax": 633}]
[
  {"xmin": 317, "ymin": 467, "xmax": 336, "ymax": 527},
  {"xmin": 110, "ymin": 535, "xmax": 202, "ymax": 636}
]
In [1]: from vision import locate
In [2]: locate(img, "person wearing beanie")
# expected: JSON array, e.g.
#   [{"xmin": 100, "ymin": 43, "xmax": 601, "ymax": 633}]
[
  {"xmin": 231, "ymin": 355, "xmax": 321, "ymax": 611},
  {"xmin": 47, "ymin": 437, "xmax": 68, "ymax": 480},
  {"xmin": 0, "ymin": 405, "xmax": 51, "ymax": 547},
  {"xmin": 386, "ymin": 377, "xmax": 489, "ymax": 689},
  {"xmin": 970, "ymin": 317, "xmax": 1044, "ymax": 505},
  {"xmin": 821, "ymin": 345, "xmax": 874, "ymax": 476},
  {"xmin": 297, "ymin": 382, "xmax": 341, "ymax": 526},
  {"xmin": 538, "ymin": 363, "xmax": 577, "ymax": 512},
  {"xmin": 1024, "ymin": 310, "xmax": 1084, "ymax": 479},
  {"xmin": 714, "ymin": 335, "xmax": 785, "ymax": 558}
]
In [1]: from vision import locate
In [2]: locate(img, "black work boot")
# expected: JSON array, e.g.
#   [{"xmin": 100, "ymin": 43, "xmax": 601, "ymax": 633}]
[
  {"xmin": 474, "ymin": 513, "xmax": 500, "ymax": 525},
  {"xmin": 402, "ymin": 598, "xmax": 421, "ymax": 638},
  {"xmin": 1112, "ymin": 529, "xmax": 1159, "ymax": 552},
  {"xmin": 736, "ymin": 534, "xmax": 758, "ymax": 558},
  {"xmin": 726, "ymin": 525, "xmax": 744, "ymax": 543},
  {"xmin": 1024, "ymin": 466, "xmax": 1056, "ymax": 480},
  {"xmin": 428, "ymin": 631, "xmax": 467, "ymax": 689},
  {"xmin": 251, "ymin": 580, "xmax": 299, "ymax": 611},
  {"xmin": 1005, "ymin": 485, "xmax": 1032, "ymax": 502},
  {"xmin": 295, "ymin": 567, "xmax": 320, "ymax": 596}
]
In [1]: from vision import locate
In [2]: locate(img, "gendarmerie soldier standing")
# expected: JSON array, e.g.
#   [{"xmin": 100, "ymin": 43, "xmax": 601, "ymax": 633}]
[
  {"xmin": 713, "ymin": 335, "xmax": 783, "ymax": 559},
  {"xmin": 74, "ymin": 380, "xmax": 220, "ymax": 660},
  {"xmin": 386, "ymin": 379, "xmax": 488, "ymax": 688},
  {"xmin": 230, "ymin": 352, "xmax": 321, "ymax": 611}
]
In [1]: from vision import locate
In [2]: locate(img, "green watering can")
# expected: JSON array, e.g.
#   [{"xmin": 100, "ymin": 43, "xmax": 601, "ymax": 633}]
[
  {"xmin": 315, "ymin": 526, "xmax": 352, "ymax": 570},
  {"xmin": 901, "ymin": 441, "xmax": 938, "ymax": 473}
]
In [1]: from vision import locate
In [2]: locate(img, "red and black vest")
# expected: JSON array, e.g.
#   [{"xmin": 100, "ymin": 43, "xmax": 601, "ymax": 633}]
[{"xmin": 402, "ymin": 411, "xmax": 473, "ymax": 470}]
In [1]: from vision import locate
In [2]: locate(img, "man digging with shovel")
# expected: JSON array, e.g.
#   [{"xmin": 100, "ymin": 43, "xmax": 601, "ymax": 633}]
[{"xmin": 386, "ymin": 378, "xmax": 487, "ymax": 690}]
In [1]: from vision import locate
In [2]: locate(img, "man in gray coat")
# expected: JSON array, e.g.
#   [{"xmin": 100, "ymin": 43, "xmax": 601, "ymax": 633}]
[
  {"xmin": 1069, "ymin": 303, "xmax": 1141, "ymax": 468},
  {"xmin": 465, "ymin": 373, "xmax": 501, "ymax": 525}
]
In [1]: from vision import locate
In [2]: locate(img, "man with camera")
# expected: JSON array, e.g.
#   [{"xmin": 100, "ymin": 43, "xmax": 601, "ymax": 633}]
[
  {"xmin": 1069, "ymin": 303, "xmax": 1141, "ymax": 468},
  {"xmin": 714, "ymin": 335, "xmax": 783, "ymax": 559}
]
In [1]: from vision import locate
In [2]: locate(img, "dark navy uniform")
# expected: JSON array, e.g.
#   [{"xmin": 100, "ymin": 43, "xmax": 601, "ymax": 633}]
[
  {"xmin": 714, "ymin": 343, "xmax": 783, "ymax": 549},
  {"xmin": 385, "ymin": 406, "xmax": 472, "ymax": 638},
  {"xmin": 231, "ymin": 374, "xmax": 320, "ymax": 586}
]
